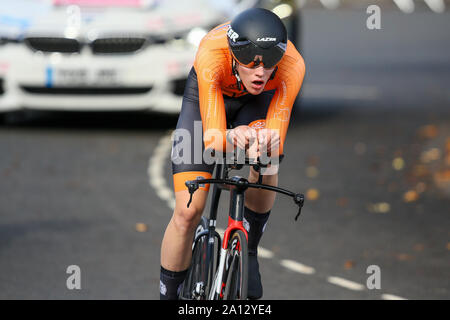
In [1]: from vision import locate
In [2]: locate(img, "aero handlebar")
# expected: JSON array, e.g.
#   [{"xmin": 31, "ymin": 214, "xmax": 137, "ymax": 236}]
[{"xmin": 185, "ymin": 177, "xmax": 305, "ymax": 221}]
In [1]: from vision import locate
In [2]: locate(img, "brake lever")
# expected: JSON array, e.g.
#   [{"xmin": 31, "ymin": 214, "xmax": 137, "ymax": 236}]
[
  {"xmin": 293, "ymin": 193, "xmax": 305, "ymax": 221},
  {"xmin": 252, "ymin": 164, "xmax": 263, "ymax": 184},
  {"xmin": 185, "ymin": 181, "xmax": 199, "ymax": 208}
]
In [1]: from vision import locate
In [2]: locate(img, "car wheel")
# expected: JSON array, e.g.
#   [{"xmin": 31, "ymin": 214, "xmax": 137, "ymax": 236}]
[{"xmin": 0, "ymin": 112, "xmax": 6, "ymax": 125}]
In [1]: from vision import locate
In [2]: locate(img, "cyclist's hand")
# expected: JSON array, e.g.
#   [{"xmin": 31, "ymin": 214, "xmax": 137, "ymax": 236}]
[
  {"xmin": 227, "ymin": 125, "xmax": 258, "ymax": 152},
  {"xmin": 257, "ymin": 129, "xmax": 280, "ymax": 157}
]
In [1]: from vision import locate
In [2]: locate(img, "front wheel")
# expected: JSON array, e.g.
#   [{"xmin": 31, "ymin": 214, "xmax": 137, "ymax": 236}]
[
  {"xmin": 223, "ymin": 230, "xmax": 248, "ymax": 300},
  {"xmin": 179, "ymin": 217, "xmax": 218, "ymax": 300}
]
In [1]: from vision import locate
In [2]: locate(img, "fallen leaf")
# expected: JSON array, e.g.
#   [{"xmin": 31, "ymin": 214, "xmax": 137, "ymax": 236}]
[
  {"xmin": 396, "ymin": 253, "xmax": 413, "ymax": 261},
  {"xmin": 415, "ymin": 182, "xmax": 427, "ymax": 194},
  {"xmin": 306, "ymin": 166, "xmax": 319, "ymax": 178},
  {"xmin": 344, "ymin": 260, "xmax": 355, "ymax": 270},
  {"xmin": 434, "ymin": 169, "xmax": 450, "ymax": 182},
  {"xmin": 306, "ymin": 189, "xmax": 319, "ymax": 201},
  {"xmin": 337, "ymin": 198, "xmax": 349, "ymax": 208},
  {"xmin": 403, "ymin": 190, "xmax": 419, "ymax": 203},
  {"xmin": 307, "ymin": 156, "xmax": 320, "ymax": 166},
  {"xmin": 413, "ymin": 244, "xmax": 425, "ymax": 252},
  {"xmin": 446, "ymin": 243, "xmax": 450, "ymax": 251},
  {"xmin": 135, "ymin": 223, "xmax": 148, "ymax": 232},
  {"xmin": 392, "ymin": 157, "xmax": 405, "ymax": 171},
  {"xmin": 412, "ymin": 165, "xmax": 429, "ymax": 178},
  {"xmin": 420, "ymin": 148, "xmax": 441, "ymax": 163},
  {"xmin": 367, "ymin": 202, "xmax": 390, "ymax": 213},
  {"xmin": 418, "ymin": 125, "xmax": 438, "ymax": 139}
]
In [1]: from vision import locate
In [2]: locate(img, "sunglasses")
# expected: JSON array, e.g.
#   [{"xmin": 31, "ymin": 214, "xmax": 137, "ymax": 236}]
[{"xmin": 229, "ymin": 40, "xmax": 286, "ymax": 69}]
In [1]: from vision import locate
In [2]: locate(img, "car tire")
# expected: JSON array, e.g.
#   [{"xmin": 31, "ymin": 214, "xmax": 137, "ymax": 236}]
[{"xmin": 0, "ymin": 112, "xmax": 6, "ymax": 125}]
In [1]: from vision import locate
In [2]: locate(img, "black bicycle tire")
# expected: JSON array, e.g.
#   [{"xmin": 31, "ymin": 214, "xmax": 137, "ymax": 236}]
[
  {"xmin": 223, "ymin": 230, "xmax": 248, "ymax": 300},
  {"xmin": 180, "ymin": 217, "xmax": 219, "ymax": 300},
  {"xmin": 179, "ymin": 217, "xmax": 208, "ymax": 299}
]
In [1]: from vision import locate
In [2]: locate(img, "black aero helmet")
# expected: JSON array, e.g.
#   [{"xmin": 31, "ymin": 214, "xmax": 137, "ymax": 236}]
[{"xmin": 227, "ymin": 8, "xmax": 287, "ymax": 69}]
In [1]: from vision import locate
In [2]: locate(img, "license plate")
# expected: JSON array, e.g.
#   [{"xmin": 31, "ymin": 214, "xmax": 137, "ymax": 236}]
[{"xmin": 47, "ymin": 67, "xmax": 121, "ymax": 87}]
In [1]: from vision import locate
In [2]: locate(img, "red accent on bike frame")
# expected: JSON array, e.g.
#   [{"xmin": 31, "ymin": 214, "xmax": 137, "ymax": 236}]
[
  {"xmin": 220, "ymin": 282, "xmax": 226, "ymax": 299},
  {"xmin": 222, "ymin": 217, "xmax": 248, "ymax": 250}
]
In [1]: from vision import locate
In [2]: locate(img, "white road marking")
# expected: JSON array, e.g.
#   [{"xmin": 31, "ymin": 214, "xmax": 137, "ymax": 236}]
[
  {"xmin": 424, "ymin": 0, "xmax": 446, "ymax": 13},
  {"xmin": 280, "ymin": 259, "xmax": 316, "ymax": 275},
  {"xmin": 381, "ymin": 293, "xmax": 408, "ymax": 300},
  {"xmin": 393, "ymin": 0, "xmax": 415, "ymax": 13},
  {"xmin": 327, "ymin": 276, "xmax": 365, "ymax": 291},
  {"xmin": 216, "ymin": 227, "xmax": 225, "ymax": 236},
  {"xmin": 147, "ymin": 131, "xmax": 175, "ymax": 210},
  {"xmin": 258, "ymin": 247, "xmax": 275, "ymax": 259}
]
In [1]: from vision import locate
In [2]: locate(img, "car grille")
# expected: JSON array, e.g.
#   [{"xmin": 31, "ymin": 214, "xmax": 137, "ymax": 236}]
[
  {"xmin": 25, "ymin": 37, "xmax": 81, "ymax": 53},
  {"xmin": 21, "ymin": 86, "xmax": 153, "ymax": 95},
  {"xmin": 91, "ymin": 37, "xmax": 146, "ymax": 54},
  {"xmin": 24, "ymin": 37, "xmax": 147, "ymax": 54}
]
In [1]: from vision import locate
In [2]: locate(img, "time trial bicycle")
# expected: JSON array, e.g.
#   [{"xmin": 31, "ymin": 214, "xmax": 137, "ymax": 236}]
[{"xmin": 179, "ymin": 156, "xmax": 305, "ymax": 300}]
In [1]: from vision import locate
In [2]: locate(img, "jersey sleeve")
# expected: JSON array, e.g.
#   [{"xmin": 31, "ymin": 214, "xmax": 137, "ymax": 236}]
[
  {"xmin": 194, "ymin": 41, "xmax": 228, "ymax": 152},
  {"xmin": 265, "ymin": 42, "xmax": 305, "ymax": 154}
]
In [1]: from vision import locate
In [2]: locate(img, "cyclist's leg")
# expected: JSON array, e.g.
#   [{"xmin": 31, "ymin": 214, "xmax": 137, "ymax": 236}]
[
  {"xmin": 160, "ymin": 188, "xmax": 209, "ymax": 300},
  {"xmin": 160, "ymin": 67, "xmax": 215, "ymax": 300}
]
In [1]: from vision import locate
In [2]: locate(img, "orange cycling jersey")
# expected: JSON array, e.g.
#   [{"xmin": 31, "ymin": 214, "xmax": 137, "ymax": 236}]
[{"xmin": 194, "ymin": 22, "xmax": 306, "ymax": 154}]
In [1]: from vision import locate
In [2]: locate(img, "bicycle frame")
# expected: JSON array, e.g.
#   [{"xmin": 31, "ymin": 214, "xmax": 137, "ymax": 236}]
[
  {"xmin": 209, "ymin": 166, "xmax": 250, "ymax": 299},
  {"xmin": 187, "ymin": 159, "xmax": 305, "ymax": 300},
  {"xmin": 190, "ymin": 163, "xmax": 249, "ymax": 299}
]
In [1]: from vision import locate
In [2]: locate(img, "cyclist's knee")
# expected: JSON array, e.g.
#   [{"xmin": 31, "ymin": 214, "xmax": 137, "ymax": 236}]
[{"xmin": 173, "ymin": 203, "xmax": 203, "ymax": 235}]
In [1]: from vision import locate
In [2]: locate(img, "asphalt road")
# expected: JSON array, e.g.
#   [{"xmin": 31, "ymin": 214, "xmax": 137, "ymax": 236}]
[{"xmin": 0, "ymin": 9, "xmax": 449, "ymax": 299}]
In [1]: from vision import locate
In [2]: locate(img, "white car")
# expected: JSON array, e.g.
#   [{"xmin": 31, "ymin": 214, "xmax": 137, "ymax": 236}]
[{"xmin": 0, "ymin": 0, "xmax": 300, "ymax": 119}]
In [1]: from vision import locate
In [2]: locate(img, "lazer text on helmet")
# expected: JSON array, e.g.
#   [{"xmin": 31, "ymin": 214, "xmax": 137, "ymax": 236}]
[
  {"xmin": 256, "ymin": 37, "xmax": 276, "ymax": 42},
  {"xmin": 227, "ymin": 26, "xmax": 239, "ymax": 42}
]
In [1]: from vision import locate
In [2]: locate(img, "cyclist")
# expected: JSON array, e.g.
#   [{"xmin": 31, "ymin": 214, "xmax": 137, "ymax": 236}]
[{"xmin": 160, "ymin": 8, "xmax": 305, "ymax": 300}]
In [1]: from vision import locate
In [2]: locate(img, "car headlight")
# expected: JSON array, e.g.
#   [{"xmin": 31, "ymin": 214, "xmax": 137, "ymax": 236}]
[{"xmin": 186, "ymin": 27, "xmax": 208, "ymax": 48}]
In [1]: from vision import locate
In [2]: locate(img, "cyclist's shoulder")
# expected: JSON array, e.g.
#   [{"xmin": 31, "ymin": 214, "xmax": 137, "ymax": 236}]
[
  {"xmin": 202, "ymin": 22, "xmax": 231, "ymax": 44},
  {"xmin": 194, "ymin": 22, "xmax": 232, "ymax": 80},
  {"xmin": 279, "ymin": 41, "xmax": 305, "ymax": 72},
  {"xmin": 196, "ymin": 22, "xmax": 230, "ymax": 58},
  {"xmin": 271, "ymin": 41, "xmax": 305, "ymax": 88}
]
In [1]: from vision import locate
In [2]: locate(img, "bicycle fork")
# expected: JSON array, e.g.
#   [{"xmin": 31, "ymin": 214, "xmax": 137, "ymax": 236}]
[{"xmin": 210, "ymin": 181, "xmax": 248, "ymax": 299}]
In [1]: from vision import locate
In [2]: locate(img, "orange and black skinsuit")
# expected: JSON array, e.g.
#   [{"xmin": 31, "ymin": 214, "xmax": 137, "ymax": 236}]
[{"xmin": 171, "ymin": 22, "xmax": 305, "ymax": 191}]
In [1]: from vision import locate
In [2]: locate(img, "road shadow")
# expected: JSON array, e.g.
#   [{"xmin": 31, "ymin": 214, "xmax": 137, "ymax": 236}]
[
  {"xmin": 0, "ymin": 97, "xmax": 368, "ymax": 132},
  {"xmin": 0, "ymin": 110, "xmax": 179, "ymax": 132}
]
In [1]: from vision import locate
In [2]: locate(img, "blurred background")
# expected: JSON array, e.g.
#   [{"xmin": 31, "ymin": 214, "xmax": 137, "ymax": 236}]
[{"xmin": 0, "ymin": 0, "xmax": 449, "ymax": 299}]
